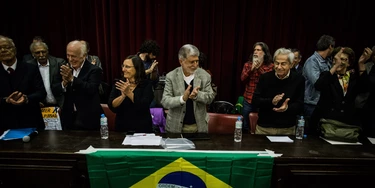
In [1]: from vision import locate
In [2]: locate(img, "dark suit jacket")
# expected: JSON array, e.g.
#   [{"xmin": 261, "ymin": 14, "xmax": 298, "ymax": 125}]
[
  {"xmin": 27, "ymin": 56, "xmax": 66, "ymax": 107},
  {"xmin": 52, "ymin": 60, "xmax": 102, "ymax": 130},
  {"xmin": 0, "ymin": 60, "xmax": 46, "ymax": 131},
  {"xmin": 315, "ymin": 71, "xmax": 365, "ymax": 125}
]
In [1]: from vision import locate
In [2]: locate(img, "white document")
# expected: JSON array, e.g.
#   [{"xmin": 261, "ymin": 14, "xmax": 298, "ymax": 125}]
[
  {"xmin": 368, "ymin": 137, "xmax": 375, "ymax": 144},
  {"xmin": 122, "ymin": 133, "xmax": 162, "ymax": 146},
  {"xmin": 320, "ymin": 137, "xmax": 362, "ymax": 145},
  {"xmin": 266, "ymin": 136, "xmax": 294, "ymax": 143}
]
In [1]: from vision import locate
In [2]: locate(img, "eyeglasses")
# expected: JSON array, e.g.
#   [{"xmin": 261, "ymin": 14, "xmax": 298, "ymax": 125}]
[
  {"xmin": 0, "ymin": 45, "xmax": 13, "ymax": 51},
  {"xmin": 122, "ymin": 65, "xmax": 134, "ymax": 69}
]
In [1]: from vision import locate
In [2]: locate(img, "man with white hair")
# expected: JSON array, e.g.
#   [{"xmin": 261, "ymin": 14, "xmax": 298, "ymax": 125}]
[
  {"xmin": 52, "ymin": 40, "xmax": 102, "ymax": 130},
  {"xmin": 161, "ymin": 44, "xmax": 215, "ymax": 133},
  {"xmin": 252, "ymin": 48, "xmax": 305, "ymax": 135}
]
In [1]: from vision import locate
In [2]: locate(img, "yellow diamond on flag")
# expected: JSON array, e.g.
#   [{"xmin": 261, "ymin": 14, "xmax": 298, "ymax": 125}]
[{"xmin": 131, "ymin": 157, "xmax": 232, "ymax": 188}]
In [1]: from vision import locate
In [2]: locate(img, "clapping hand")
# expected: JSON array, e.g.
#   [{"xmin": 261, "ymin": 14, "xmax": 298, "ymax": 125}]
[
  {"xmin": 60, "ymin": 64, "xmax": 73, "ymax": 87},
  {"xmin": 359, "ymin": 47, "xmax": 372, "ymax": 64},
  {"xmin": 272, "ymin": 93, "xmax": 285, "ymax": 105},
  {"xmin": 189, "ymin": 86, "xmax": 200, "ymax": 99},
  {"xmin": 251, "ymin": 59, "xmax": 260, "ymax": 71},
  {"xmin": 273, "ymin": 98, "xmax": 290, "ymax": 112},
  {"xmin": 183, "ymin": 85, "xmax": 192, "ymax": 101},
  {"xmin": 115, "ymin": 79, "xmax": 131, "ymax": 97},
  {"xmin": 150, "ymin": 60, "xmax": 158, "ymax": 71},
  {"xmin": 6, "ymin": 91, "xmax": 28, "ymax": 105}
]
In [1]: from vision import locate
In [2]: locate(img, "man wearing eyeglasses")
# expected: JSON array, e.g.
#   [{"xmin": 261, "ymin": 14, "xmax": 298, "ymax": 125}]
[
  {"xmin": 52, "ymin": 40, "xmax": 102, "ymax": 130},
  {"xmin": 27, "ymin": 41, "xmax": 66, "ymax": 107},
  {"xmin": 302, "ymin": 35, "xmax": 336, "ymax": 135},
  {"xmin": 0, "ymin": 35, "xmax": 46, "ymax": 132},
  {"xmin": 161, "ymin": 44, "xmax": 216, "ymax": 133}
]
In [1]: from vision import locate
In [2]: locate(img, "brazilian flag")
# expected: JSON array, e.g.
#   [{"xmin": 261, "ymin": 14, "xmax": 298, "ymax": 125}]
[{"xmin": 86, "ymin": 149, "xmax": 274, "ymax": 188}]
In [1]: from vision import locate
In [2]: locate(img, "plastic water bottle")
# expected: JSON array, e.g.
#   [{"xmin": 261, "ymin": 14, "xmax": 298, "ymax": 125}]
[
  {"xmin": 234, "ymin": 116, "xmax": 242, "ymax": 142},
  {"xmin": 296, "ymin": 116, "xmax": 305, "ymax": 139},
  {"xmin": 100, "ymin": 114, "xmax": 109, "ymax": 139}
]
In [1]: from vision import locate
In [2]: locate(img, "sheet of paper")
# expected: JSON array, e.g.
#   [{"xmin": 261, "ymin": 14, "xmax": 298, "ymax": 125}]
[
  {"xmin": 122, "ymin": 134, "xmax": 162, "ymax": 146},
  {"xmin": 266, "ymin": 136, "xmax": 294, "ymax": 143},
  {"xmin": 368, "ymin": 137, "xmax": 375, "ymax": 144},
  {"xmin": 320, "ymin": 137, "xmax": 362, "ymax": 145}
]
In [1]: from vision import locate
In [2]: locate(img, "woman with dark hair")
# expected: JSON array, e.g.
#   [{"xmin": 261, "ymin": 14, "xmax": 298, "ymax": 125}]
[{"xmin": 108, "ymin": 55, "xmax": 154, "ymax": 132}]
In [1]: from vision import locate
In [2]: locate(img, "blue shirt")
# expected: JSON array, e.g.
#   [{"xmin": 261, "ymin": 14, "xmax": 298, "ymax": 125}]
[{"xmin": 302, "ymin": 51, "xmax": 332, "ymax": 105}]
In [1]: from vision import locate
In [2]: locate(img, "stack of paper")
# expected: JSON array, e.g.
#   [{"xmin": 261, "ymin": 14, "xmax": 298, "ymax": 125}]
[
  {"xmin": 266, "ymin": 136, "xmax": 294, "ymax": 143},
  {"xmin": 122, "ymin": 133, "xmax": 162, "ymax": 146}
]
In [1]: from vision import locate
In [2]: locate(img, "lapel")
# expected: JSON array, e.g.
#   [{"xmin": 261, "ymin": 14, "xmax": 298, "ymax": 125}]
[
  {"xmin": 77, "ymin": 60, "xmax": 90, "ymax": 79},
  {"xmin": 48, "ymin": 57, "xmax": 58, "ymax": 83},
  {"xmin": 193, "ymin": 68, "xmax": 202, "ymax": 89},
  {"xmin": 11, "ymin": 61, "xmax": 26, "ymax": 90},
  {"xmin": 333, "ymin": 75, "xmax": 344, "ymax": 98},
  {"xmin": 176, "ymin": 67, "xmax": 186, "ymax": 94}
]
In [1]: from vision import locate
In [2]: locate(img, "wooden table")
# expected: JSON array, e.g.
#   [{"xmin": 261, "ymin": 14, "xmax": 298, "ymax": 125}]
[{"xmin": 1, "ymin": 130, "xmax": 375, "ymax": 188}]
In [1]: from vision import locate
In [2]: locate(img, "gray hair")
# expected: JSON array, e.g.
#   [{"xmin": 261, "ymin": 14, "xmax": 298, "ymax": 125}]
[
  {"xmin": 273, "ymin": 48, "xmax": 294, "ymax": 64},
  {"xmin": 68, "ymin": 40, "xmax": 87, "ymax": 57},
  {"xmin": 30, "ymin": 41, "xmax": 49, "ymax": 53},
  {"xmin": 0, "ymin": 35, "xmax": 16, "ymax": 48},
  {"xmin": 178, "ymin": 44, "xmax": 200, "ymax": 60}
]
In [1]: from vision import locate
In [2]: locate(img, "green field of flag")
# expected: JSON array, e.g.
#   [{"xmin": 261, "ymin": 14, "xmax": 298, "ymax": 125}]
[{"xmin": 86, "ymin": 150, "xmax": 274, "ymax": 188}]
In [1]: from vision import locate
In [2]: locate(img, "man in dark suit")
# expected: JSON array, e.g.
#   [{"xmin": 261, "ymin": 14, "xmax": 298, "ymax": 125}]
[
  {"xmin": 27, "ymin": 41, "xmax": 65, "ymax": 107},
  {"xmin": 0, "ymin": 35, "xmax": 46, "ymax": 131},
  {"xmin": 291, "ymin": 48, "xmax": 303, "ymax": 74},
  {"xmin": 52, "ymin": 40, "xmax": 102, "ymax": 130}
]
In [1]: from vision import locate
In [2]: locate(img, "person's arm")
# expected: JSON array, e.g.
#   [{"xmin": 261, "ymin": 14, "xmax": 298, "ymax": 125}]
[
  {"xmin": 358, "ymin": 48, "xmax": 372, "ymax": 75},
  {"xmin": 252, "ymin": 74, "xmax": 274, "ymax": 109},
  {"xmin": 240, "ymin": 62, "xmax": 252, "ymax": 82},
  {"xmin": 161, "ymin": 72, "xmax": 185, "ymax": 109},
  {"xmin": 303, "ymin": 58, "xmax": 321, "ymax": 85},
  {"xmin": 193, "ymin": 73, "xmax": 215, "ymax": 105}
]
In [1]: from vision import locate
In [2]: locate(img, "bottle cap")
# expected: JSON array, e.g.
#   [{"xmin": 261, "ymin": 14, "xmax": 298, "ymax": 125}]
[{"xmin": 101, "ymin": 114, "xmax": 105, "ymax": 117}]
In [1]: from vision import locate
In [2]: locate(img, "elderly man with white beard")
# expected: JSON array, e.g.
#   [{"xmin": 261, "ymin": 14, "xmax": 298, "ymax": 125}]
[
  {"xmin": 161, "ymin": 44, "xmax": 215, "ymax": 133},
  {"xmin": 240, "ymin": 42, "xmax": 274, "ymax": 134}
]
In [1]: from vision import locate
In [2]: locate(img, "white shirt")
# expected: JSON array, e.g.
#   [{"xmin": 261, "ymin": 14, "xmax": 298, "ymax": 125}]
[
  {"xmin": 2, "ymin": 60, "xmax": 17, "ymax": 73},
  {"xmin": 38, "ymin": 60, "xmax": 57, "ymax": 105},
  {"xmin": 179, "ymin": 73, "xmax": 195, "ymax": 104}
]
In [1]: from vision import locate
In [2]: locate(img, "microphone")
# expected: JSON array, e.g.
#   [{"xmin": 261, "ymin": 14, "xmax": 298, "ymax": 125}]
[{"xmin": 22, "ymin": 131, "xmax": 39, "ymax": 142}]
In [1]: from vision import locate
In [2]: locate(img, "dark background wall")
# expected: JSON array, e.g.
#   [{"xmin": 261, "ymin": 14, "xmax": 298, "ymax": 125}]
[{"xmin": 1, "ymin": 0, "xmax": 374, "ymax": 104}]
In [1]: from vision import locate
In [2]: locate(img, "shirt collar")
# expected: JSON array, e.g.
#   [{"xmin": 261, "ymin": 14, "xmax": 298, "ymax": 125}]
[
  {"xmin": 275, "ymin": 70, "xmax": 291, "ymax": 80},
  {"xmin": 2, "ymin": 59, "xmax": 17, "ymax": 71},
  {"xmin": 38, "ymin": 60, "xmax": 50, "ymax": 67}
]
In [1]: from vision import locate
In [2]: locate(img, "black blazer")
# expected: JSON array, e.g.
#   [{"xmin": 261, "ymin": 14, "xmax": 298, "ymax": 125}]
[
  {"xmin": 27, "ymin": 56, "xmax": 66, "ymax": 107},
  {"xmin": 52, "ymin": 60, "xmax": 103, "ymax": 130},
  {"xmin": 315, "ymin": 71, "xmax": 366, "ymax": 125},
  {"xmin": 108, "ymin": 79, "xmax": 154, "ymax": 133},
  {"xmin": 0, "ymin": 60, "xmax": 46, "ymax": 131}
]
